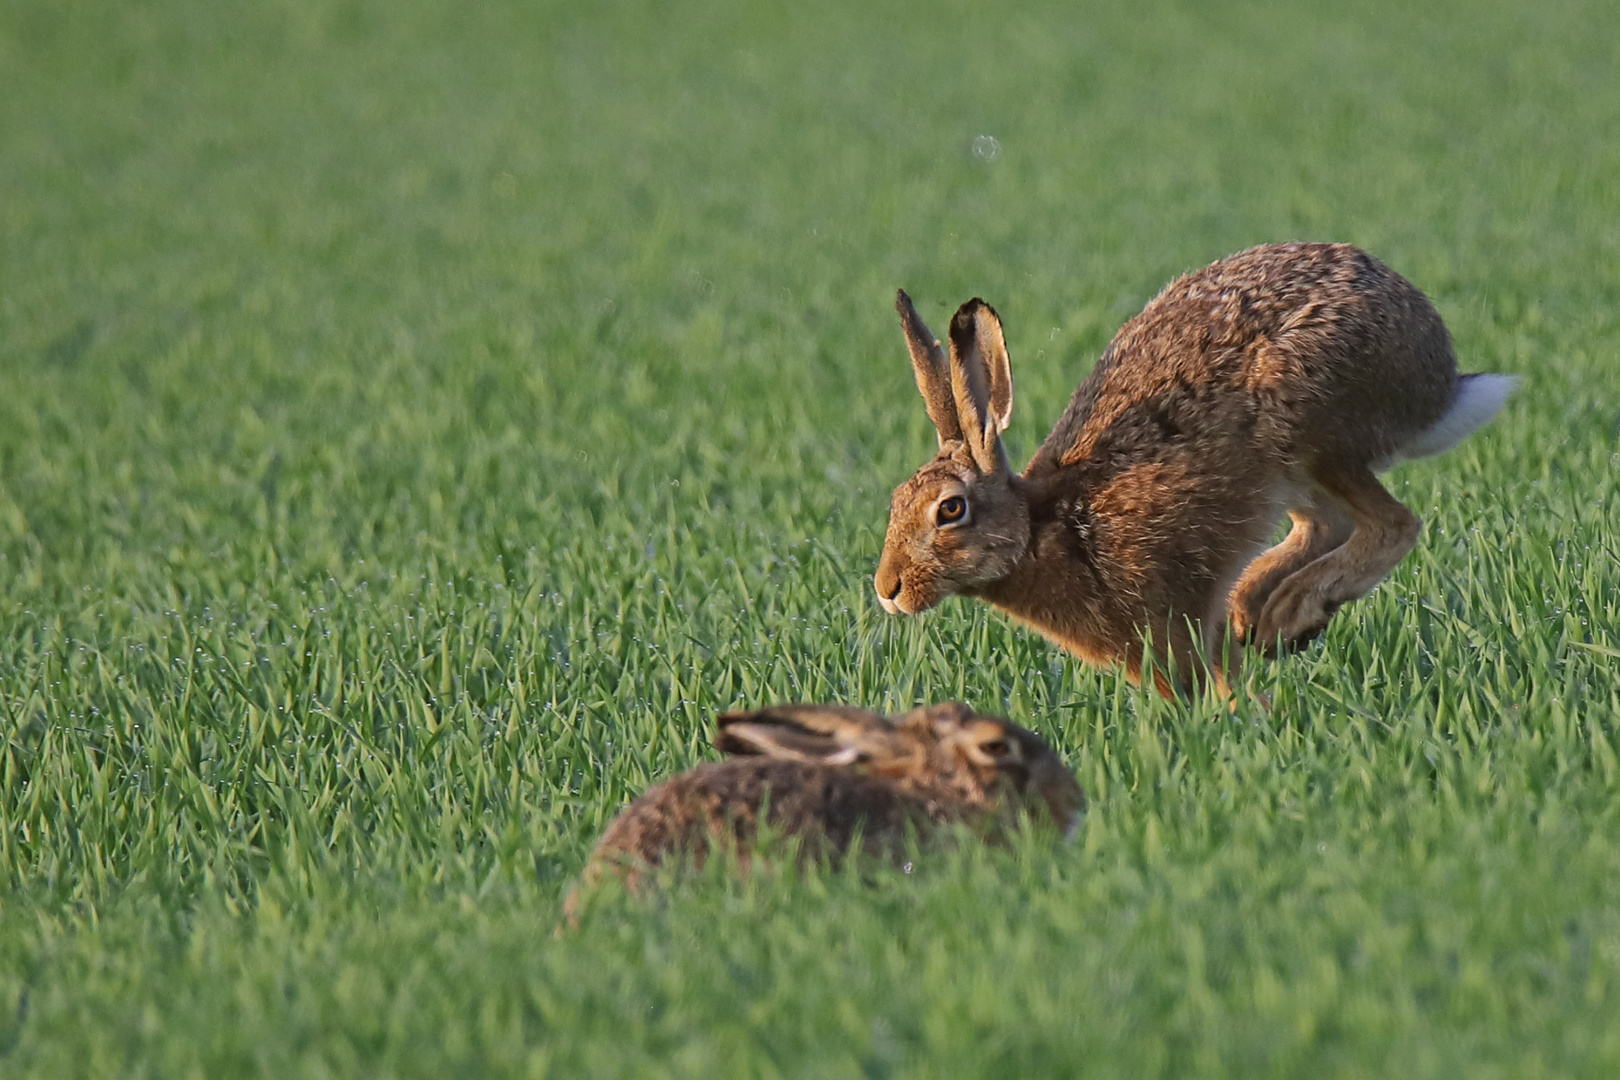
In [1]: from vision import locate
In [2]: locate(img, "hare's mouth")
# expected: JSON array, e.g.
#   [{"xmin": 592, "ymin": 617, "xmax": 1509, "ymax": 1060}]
[
  {"xmin": 879, "ymin": 591, "xmax": 926, "ymax": 616},
  {"xmin": 876, "ymin": 581, "xmax": 937, "ymax": 616}
]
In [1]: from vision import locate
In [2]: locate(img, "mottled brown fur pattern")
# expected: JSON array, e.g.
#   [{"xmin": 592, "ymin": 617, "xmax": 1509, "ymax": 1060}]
[
  {"xmin": 573, "ymin": 703, "xmax": 1084, "ymax": 900},
  {"xmin": 876, "ymin": 243, "xmax": 1511, "ymax": 694},
  {"xmin": 582, "ymin": 758, "xmax": 948, "ymax": 892}
]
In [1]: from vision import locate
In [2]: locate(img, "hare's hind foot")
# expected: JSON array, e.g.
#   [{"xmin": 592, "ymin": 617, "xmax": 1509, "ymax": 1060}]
[
  {"xmin": 1251, "ymin": 465, "xmax": 1421, "ymax": 653},
  {"xmin": 1227, "ymin": 490, "xmax": 1354, "ymax": 651}
]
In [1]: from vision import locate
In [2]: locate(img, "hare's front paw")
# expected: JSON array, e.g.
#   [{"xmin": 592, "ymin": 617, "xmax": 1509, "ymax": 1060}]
[{"xmin": 1252, "ymin": 582, "xmax": 1340, "ymax": 657}]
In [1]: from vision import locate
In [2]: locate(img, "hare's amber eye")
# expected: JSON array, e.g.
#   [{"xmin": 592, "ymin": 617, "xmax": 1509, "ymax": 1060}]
[
  {"xmin": 935, "ymin": 496, "xmax": 967, "ymax": 526},
  {"xmin": 980, "ymin": 738, "xmax": 1010, "ymax": 758}
]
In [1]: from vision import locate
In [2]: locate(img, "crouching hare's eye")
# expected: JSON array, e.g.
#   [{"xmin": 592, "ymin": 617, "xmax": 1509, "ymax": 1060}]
[{"xmin": 935, "ymin": 496, "xmax": 968, "ymax": 527}]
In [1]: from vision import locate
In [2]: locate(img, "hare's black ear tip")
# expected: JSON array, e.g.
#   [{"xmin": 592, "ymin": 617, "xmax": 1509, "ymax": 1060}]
[
  {"xmin": 713, "ymin": 714, "xmax": 766, "ymax": 755},
  {"xmin": 712, "ymin": 731, "xmax": 750, "ymax": 755},
  {"xmin": 895, "ymin": 288, "xmax": 915, "ymax": 313},
  {"xmin": 949, "ymin": 300, "xmax": 982, "ymax": 338},
  {"xmin": 714, "ymin": 709, "xmax": 757, "ymax": 733}
]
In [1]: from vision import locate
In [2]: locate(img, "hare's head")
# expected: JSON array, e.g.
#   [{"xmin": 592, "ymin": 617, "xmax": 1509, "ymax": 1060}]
[
  {"xmin": 875, "ymin": 293, "xmax": 1029, "ymax": 615},
  {"xmin": 715, "ymin": 702, "xmax": 1084, "ymax": 835}
]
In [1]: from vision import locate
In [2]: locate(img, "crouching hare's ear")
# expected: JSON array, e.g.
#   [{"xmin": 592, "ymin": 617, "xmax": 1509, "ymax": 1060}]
[
  {"xmin": 876, "ymin": 294, "xmax": 1030, "ymax": 616},
  {"xmin": 714, "ymin": 704, "xmax": 909, "ymax": 768}
]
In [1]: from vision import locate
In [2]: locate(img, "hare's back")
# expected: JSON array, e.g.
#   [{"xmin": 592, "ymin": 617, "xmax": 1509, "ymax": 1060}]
[
  {"xmin": 1035, "ymin": 243, "xmax": 1458, "ymax": 473},
  {"xmin": 591, "ymin": 759, "xmax": 930, "ymax": 866}
]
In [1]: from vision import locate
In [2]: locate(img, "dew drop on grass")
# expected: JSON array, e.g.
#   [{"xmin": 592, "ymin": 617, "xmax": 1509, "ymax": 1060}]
[{"xmin": 971, "ymin": 134, "xmax": 1001, "ymax": 160}]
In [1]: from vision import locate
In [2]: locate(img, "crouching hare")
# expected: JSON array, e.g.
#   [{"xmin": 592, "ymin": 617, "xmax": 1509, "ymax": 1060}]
[
  {"xmin": 572, "ymin": 702, "xmax": 1083, "ymax": 903},
  {"xmin": 875, "ymin": 243, "xmax": 1514, "ymax": 695}
]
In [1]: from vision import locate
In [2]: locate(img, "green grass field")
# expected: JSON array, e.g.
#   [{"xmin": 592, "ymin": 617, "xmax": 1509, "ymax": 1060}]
[{"xmin": 3, "ymin": 0, "xmax": 1619, "ymax": 1074}]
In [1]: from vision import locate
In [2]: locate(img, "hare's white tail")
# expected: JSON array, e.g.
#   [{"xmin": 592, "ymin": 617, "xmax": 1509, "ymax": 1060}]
[{"xmin": 1399, "ymin": 373, "xmax": 1517, "ymax": 460}]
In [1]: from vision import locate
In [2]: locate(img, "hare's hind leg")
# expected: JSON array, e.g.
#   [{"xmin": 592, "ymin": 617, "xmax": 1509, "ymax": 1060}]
[
  {"xmin": 1252, "ymin": 464, "xmax": 1421, "ymax": 654},
  {"xmin": 1227, "ymin": 485, "xmax": 1354, "ymax": 650}
]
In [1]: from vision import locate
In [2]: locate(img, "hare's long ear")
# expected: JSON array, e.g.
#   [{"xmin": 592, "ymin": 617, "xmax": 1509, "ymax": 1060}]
[
  {"xmin": 947, "ymin": 299, "xmax": 1014, "ymax": 474},
  {"xmin": 896, "ymin": 290, "xmax": 962, "ymax": 446},
  {"xmin": 714, "ymin": 705, "xmax": 890, "ymax": 767}
]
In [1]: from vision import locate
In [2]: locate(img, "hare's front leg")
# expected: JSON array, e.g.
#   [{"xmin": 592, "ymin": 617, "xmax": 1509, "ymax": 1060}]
[
  {"xmin": 1252, "ymin": 465, "xmax": 1421, "ymax": 652},
  {"xmin": 1125, "ymin": 616, "xmax": 1241, "ymax": 703}
]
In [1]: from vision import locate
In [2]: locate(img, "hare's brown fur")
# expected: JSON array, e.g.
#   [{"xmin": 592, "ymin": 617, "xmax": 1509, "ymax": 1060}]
[
  {"xmin": 583, "ymin": 758, "xmax": 956, "ymax": 892},
  {"xmin": 574, "ymin": 703, "xmax": 1083, "ymax": 898},
  {"xmin": 876, "ymin": 243, "xmax": 1513, "ymax": 694}
]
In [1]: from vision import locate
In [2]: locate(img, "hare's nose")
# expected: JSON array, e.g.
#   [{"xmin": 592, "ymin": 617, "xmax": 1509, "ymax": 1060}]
[
  {"xmin": 874, "ymin": 563, "xmax": 902, "ymax": 599},
  {"xmin": 874, "ymin": 569, "xmax": 903, "ymax": 615}
]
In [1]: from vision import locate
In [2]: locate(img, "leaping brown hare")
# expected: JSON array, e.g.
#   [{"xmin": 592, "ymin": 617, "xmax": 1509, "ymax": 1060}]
[
  {"xmin": 875, "ymin": 242, "xmax": 1514, "ymax": 697},
  {"xmin": 572, "ymin": 702, "xmax": 1084, "ymax": 904}
]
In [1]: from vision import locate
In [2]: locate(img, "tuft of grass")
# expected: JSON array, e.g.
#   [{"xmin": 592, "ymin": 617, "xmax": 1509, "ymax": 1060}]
[{"xmin": 2, "ymin": 0, "xmax": 1619, "ymax": 1075}]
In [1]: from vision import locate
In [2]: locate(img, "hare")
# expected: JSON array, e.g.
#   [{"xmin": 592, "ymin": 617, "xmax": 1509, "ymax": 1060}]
[
  {"xmin": 574, "ymin": 702, "xmax": 1084, "ymax": 898},
  {"xmin": 874, "ymin": 242, "xmax": 1515, "ymax": 695}
]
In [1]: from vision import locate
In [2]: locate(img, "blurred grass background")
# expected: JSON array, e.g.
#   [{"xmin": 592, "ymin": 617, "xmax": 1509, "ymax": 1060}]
[{"xmin": 2, "ymin": 0, "xmax": 1618, "ymax": 1074}]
